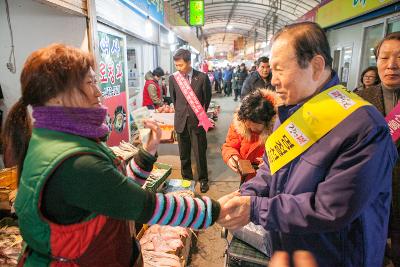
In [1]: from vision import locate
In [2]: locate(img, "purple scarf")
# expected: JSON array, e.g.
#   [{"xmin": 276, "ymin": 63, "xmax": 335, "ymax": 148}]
[{"xmin": 32, "ymin": 106, "xmax": 110, "ymax": 139}]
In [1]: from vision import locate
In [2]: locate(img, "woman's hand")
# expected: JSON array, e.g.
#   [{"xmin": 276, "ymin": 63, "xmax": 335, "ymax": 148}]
[
  {"xmin": 227, "ymin": 155, "xmax": 240, "ymax": 173},
  {"xmin": 142, "ymin": 119, "xmax": 161, "ymax": 156}
]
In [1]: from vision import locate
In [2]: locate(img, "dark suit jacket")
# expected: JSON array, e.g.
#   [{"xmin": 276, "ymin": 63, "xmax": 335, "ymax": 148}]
[
  {"xmin": 357, "ymin": 83, "xmax": 400, "ymax": 238},
  {"xmin": 169, "ymin": 69, "xmax": 212, "ymax": 133},
  {"xmin": 356, "ymin": 84, "xmax": 385, "ymax": 115}
]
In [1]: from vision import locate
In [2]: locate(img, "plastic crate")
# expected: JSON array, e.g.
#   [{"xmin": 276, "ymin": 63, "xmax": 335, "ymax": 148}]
[
  {"xmin": 226, "ymin": 237, "xmax": 269, "ymax": 267},
  {"xmin": 144, "ymin": 162, "xmax": 172, "ymax": 192}
]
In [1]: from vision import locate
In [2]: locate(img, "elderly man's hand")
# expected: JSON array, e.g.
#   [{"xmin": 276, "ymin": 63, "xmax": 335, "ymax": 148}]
[
  {"xmin": 218, "ymin": 195, "xmax": 251, "ymax": 230},
  {"xmin": 270, "ymin": 251, "xmax": 318, "ymax": 267},
  {"xmin": 217, "ymin": 191, "xmax": 241, "ymax": 220}
]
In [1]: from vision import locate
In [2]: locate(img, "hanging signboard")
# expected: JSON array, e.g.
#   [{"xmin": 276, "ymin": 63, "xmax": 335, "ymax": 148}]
[
  {"xmin": 316, "ymin": 0, "xmax": 395, "ymax": 28},
  {"xmin": 98, "ymin": 31, "xmax": 129, "ymax": 146},
  {"xmin": 119, "ymin": 0, "xmax": 164, "ymax": 24},
  {"xmin": 189, "ymin": 0, "xmax": 205, "ymax": 26}
]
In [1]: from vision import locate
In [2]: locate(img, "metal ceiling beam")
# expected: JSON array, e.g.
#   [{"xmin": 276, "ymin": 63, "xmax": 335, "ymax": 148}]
[
  {"xmin": 205, "ymin": 26, "xmax": 269, "ymax": 35},
  {"xmin": 204, "ymin": 0, "xmax": 311, "ymax": 13},
  {"xmin": 205, "ymin": 11, "xmax": 292, "ymax": 26},
  {"xmin": 204, "ymin": 7, "xmax": 296, "ymax": 22},
  {"xmin": 222, "ymin": 0, "xmax": 239, "ymax": 42},
  {"xmin": 203, "ymin": 19, "xmax": 286, "ymax": 33},
  {"xmin": 242, "ymin": 0, "xmax": 278, "ymax": 45},
  {"xmin": 204, "ymin": 28, "xmax": 268, "ymax": 40}
]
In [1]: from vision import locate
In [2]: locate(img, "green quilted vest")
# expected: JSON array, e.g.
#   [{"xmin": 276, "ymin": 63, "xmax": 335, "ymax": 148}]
[{"xmin": 15, "ymin": 128, "xmax": 117, "ymax": 266}]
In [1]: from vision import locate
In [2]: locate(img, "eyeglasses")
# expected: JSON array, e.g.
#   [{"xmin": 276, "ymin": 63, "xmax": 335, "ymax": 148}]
[{"xmin": 364, "ymin": 76, "xmax": 377, "ymax": 79}]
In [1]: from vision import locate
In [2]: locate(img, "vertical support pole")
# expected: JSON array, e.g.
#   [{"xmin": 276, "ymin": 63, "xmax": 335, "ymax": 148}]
[{"xmin": 86, "ymin": 0, "xmax": 98, "ymax": 58}]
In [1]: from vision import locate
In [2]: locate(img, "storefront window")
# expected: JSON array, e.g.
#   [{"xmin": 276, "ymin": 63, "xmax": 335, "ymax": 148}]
[
  {"xmin": 388, "ymin": 19, "xmax": 400, "ymax": 34},
  {"xmin": 360, "ymin": 23, "xmax": 384, "ymax": 71},
  {"xmin": 332, "ymin": 50, "xmax": 340, "ymax": 74},
  {"xmin": 127, "ymin": 49, "xmax": 140, "ymax": 93},
  {"xmin": 340, "ymin": 46, "xmax": 352, "ymax": 87}
]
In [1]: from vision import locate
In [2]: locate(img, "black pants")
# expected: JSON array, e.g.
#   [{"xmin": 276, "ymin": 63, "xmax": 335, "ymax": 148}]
[
  {"xmin": 234, "ymin": 88, "xmax": 241, "ymax": 100},
  {"xmin": 214, "ymin": 80, "xmax": 221, "ymax": 93},
  {"xmin": 224, "ymin": 81, "xmax": 232, "ymax": 96},
  {"xmin": 176, "ymin": 123, "xmax": 208, "ymax": 182}
]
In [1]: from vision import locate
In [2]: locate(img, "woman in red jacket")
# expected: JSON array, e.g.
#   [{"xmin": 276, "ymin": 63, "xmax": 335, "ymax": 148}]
[
  {"xmin": 142, "ymin": 67, "xmax": 164, "ymax": 109},
  {"xmin": 222, "ymin": 89, "xmax": 276, "ymax": 182}
]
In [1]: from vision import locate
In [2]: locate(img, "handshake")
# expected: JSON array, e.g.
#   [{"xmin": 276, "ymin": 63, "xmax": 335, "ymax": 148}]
[{"xmin": 216, "ymin": 190, "xmax": 251, "ymax": 230}]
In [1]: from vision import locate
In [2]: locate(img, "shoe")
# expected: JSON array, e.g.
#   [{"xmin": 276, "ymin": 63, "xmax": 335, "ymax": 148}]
[{"xmin": 200, "ymin": 181, "xmax": 209, "ymax": 193}]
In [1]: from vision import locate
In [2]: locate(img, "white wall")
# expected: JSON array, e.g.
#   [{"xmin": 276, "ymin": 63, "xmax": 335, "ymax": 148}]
[
  {"xmin": 96, "ymin": 0, "xmax": 159, "ymax": 44},
  {"xmin": 0, "ymin": 0, "xmax": 88, "ymax": 117},
  {"xmin": 125, "ymin": 35, "xmax": 156, "ymax": 107},
  {"xmin": 327, "ymin": 23, "xmax": 363, "ymax": 90},
  {"xmin": 326, "ymin": 12, "xmax": 399, "ymax": 90}
]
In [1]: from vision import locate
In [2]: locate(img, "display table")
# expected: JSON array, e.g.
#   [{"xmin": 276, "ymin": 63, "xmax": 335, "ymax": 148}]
[{"xmin": 150, "ymin": 111, "xmax": 174, "ymax": 125}]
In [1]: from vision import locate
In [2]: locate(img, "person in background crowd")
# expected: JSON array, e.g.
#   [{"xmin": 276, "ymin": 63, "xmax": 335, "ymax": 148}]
[
  {"xmin": 2, "ymin": 44, "xmax": 223, "ymax": 266},
  {"xmin": 222, "ymin": 89, "xmax": 276, "ymax": 182},
  {"xmin": 354, "ymin": 66, "xmax": 380, "ymax": 92},
  {"xmin": 357, "ymin": 31, "xmax": 400, "ymax": 267},
  {"xmin": 218, "ymin": 68, "xmax": 223, "ymax": 93},
  {"xmin": 241, "ymin": 56, "xmax": 274, "ymax": 99},
  {"xmin": 223, "ymin": 66, "xmax": 233, "ymax": 96},
  {"xmin": 213, "ymin": 68, "xmax": 222, "ymax": 93},
  {"xmin": 201, "ymin": 60, "xmax": 209, "ymax": 73},
  {"xmin": 218, "ymin": 22, "xmax": 397, "ymax": 267},
  {"xmin": 142, "ymin": 67, "xmax": 164, "ymax": 109},
  {"xmin": 160, "ymin": 77, "xmax": 171, "ymax": 105},
  {"xmin": 169, "ymin": 48, "xmax": 212, "ymax": 193},
  {"xmin": 232, "ymin": 65, "xmax": 240, "ymax": 101},
  {"xmin": 235, "ymin": 63, "xmax": 248, "ymax": 101},
  {"xmin": 249, "ymin": 65, "xmax": 257, "ymax": 73}
]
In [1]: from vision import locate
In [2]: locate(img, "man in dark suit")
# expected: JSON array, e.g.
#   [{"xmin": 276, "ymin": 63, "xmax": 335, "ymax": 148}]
[
  {"xmin": 357, "ymin": 32, "xmax": 400, "ymax": 266},
  {"xmin": 169, "ymin": 49, "xmax": 212, "ymax": 193}
]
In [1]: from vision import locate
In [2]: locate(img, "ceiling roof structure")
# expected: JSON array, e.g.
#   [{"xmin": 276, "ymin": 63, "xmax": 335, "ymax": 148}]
[{"xmin": 167, "ymin": 0, "xmax": 321, "ymax": 55}]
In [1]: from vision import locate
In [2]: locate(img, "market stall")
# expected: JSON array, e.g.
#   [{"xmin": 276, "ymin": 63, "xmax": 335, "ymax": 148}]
[
  {"xmin": 110, "ymin": 141, "xmax": 197, "ymax": 267},
  {"xmin": 0, "ymin": 167, "xmax": 21, "ymax": 266}
]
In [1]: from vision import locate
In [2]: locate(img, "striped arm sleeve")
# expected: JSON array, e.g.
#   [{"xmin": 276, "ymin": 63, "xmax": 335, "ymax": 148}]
[
  {"xmin": 128, "ymin": 147, "xmax": 157, "ymax": 185},
  {"xmin": 147, "ymin": 193, "xmax": 221, "ymax": 229}
]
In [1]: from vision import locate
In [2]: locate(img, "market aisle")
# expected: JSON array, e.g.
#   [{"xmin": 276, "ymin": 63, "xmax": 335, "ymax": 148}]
[
  {"xmin": 206, "ymin": 94, "xmax": 241, "ymax": 182},
  {"xmin": 190, "ymin": 94, "xmax": 241, "ymax": 266}
]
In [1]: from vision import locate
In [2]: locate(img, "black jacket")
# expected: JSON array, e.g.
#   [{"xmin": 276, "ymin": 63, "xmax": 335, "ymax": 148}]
[
  {"xmin": 169, "ymin": 69, "xmax": 212, "ymax": 133},
  {"xmin": 241, "ymin": 71, "xmax": 274, "ymax": 99}
]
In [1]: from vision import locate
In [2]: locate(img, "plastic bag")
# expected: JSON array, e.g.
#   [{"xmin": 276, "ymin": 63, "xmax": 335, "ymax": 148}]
[{"xmin": 232, "ymin": 222, "xmax": 272, "ymax": 257}]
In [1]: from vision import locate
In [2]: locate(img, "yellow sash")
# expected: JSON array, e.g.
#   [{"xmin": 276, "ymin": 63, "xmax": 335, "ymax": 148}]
[{"xmin": 265, "ymin": 85, "xmax": 371, "ymax": 174}]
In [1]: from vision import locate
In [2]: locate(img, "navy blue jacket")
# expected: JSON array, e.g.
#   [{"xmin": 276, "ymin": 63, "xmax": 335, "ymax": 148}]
[
  {"xmin": 223, "ymin": 69, "xmax": 233, "ymax": 81},
  {"xmin": 241, "ymin": 73, "xmax": 398, "ymax": 267}
]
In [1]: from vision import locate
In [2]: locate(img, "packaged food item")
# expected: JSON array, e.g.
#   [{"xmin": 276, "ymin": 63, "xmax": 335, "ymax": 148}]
[
  {"xmin": 237, "ymin": 159, "xmax": 255, "ymax": 176},
  {"xmin": 132, "ymin": 107, "xmax": 150, "ymax": 129},
  {"xmin": 139, "ymin": 128, "xmax": 151, "ymax": 144},
  {"xmin": 132, "ymin": 107, "xmax": 151, "ymax": 144}
]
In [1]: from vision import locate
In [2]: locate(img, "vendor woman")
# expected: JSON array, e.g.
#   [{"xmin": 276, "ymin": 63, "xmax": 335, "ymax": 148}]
[
  {"xmin": 3, "ymin": 44, "xmax": 221, "ymax": 266},
  {"xmin": 222, "ymin": 89, "xmax": 276, "ymax": 182}
]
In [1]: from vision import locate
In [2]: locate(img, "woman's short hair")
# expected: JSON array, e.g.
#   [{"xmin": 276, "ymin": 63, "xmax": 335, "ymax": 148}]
[
  {"xmin": 237, "ymin": 90, "xmax": 276, "ymax": 126},
  {"xmin": 360, "ymin": 66, "xmax": 380, "ymax": 86},
  {"xmin": 152, "ymin": 67, "xmax": 165, "ymax": 77}
]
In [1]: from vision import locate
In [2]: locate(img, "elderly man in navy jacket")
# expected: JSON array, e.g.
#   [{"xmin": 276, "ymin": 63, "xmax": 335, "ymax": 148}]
[{"xmin": 217, "ymin": 22, "xmax": 398, "ymax": 267}]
